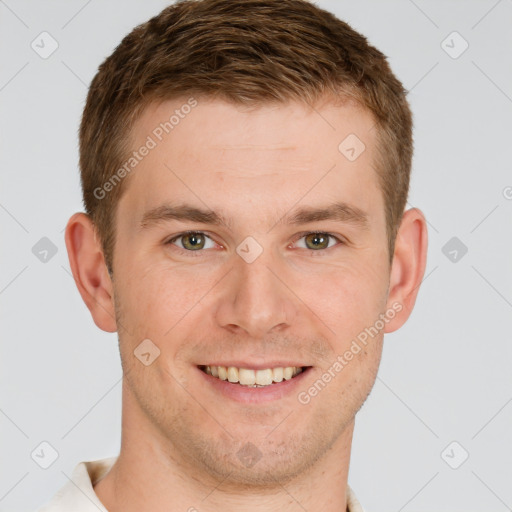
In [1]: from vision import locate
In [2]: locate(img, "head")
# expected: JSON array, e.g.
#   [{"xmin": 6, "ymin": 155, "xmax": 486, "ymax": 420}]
[{"xmin": 66, "ymin": 0, "xmax": 427, "ymax": 487}]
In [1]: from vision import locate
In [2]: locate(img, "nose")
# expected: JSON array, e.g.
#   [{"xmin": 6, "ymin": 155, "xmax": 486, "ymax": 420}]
[{"xmin": 214, "ymin": 247, "xmax": 298, "ymax": 338}]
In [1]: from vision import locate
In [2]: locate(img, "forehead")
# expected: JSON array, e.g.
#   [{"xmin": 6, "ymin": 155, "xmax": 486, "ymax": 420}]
[
  {"xmin": 119, "ymin": 96, "xmax": 383, "ymax": 230},
  {"xmin": 133, "ymin": 95, "xmax": 374, "ymax": 158}
]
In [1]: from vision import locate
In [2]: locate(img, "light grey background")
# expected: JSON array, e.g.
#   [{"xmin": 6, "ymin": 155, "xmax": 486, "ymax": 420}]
[{"xmin": 1, "ymin": 1, "xmax": 511, "ymax": 511}]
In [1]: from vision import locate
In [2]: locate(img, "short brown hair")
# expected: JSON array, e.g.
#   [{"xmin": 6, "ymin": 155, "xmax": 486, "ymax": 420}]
[{"xmin": 79, "ymin": 0, "xmax": 413, "ymax": 272}]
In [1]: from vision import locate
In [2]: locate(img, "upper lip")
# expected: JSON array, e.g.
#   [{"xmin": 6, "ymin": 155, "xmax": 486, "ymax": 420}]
[{"xmin": 198, "ymin": 361, "xmax": 309, "ymax": 370}]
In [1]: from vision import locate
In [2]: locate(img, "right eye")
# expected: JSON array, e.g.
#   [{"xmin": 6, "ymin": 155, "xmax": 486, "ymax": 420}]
[{"xmin": 166, "ymin": 231, "xmax": 218, "ymax": 253}]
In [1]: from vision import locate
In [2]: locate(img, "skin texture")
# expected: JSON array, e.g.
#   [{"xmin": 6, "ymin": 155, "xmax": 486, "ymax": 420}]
[{"xmin": 65, "ymin": 95, "xmax": 428, "ymax": 512}]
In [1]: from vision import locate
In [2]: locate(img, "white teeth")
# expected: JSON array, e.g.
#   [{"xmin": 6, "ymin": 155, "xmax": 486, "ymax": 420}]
[
  {"xmin": 239, "ymin": 368, "xmax": 256, "ymax": 385},
  {"xmin": 273, "ymin": 367, "xmax": 284, "ymax": 382},
  {"xmin": 255, "ymin": 369, "xmax": 273, "ymax": 386},
  {"xmin": 227, "ymin": 366, "xmax": 238, "ymax": 383},
  {"xmin": 202, "ymin": 365, "xmax": 304, "ymax": 387}
]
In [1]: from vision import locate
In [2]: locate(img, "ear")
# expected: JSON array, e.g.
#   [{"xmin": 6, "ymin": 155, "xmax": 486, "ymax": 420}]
[
  {"xmin": 64, "ymin": 212, "xmax": 117, "ymax": 333},
  {"xmin": 384, "ymin": 207, "xmax": 428, "ymax": 333}
]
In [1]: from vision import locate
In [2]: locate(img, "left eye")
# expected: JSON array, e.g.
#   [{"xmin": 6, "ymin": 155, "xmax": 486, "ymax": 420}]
[{"xmin": 294, "ymin": 232, "xmax": 341, "ymax": 251}]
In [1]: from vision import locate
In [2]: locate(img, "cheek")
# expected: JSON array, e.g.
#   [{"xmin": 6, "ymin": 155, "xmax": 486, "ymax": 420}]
[
  {"xmin": 117, "ymin": 261, "xmax": 212, "ymax": 336},
  {"xmin": 303, "ymin": 261, "xmax": 388, "ymax": 334}
]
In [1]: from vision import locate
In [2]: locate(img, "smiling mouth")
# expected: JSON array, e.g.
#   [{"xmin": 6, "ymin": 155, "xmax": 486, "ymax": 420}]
[{"xmin": 198, "ymin": 365, "xmax": 310, "ymax": 387}]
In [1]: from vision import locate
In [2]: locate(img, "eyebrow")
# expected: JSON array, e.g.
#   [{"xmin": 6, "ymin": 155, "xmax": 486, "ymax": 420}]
[{"xmin": 139, "ymin": 201, "xmax": 369, "ymax": 231}]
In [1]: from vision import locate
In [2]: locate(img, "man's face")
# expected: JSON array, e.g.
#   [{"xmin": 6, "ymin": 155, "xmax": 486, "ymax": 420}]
[{"xmin": 111, "ymin": 96, "xmax": 390, "ymax": 484}]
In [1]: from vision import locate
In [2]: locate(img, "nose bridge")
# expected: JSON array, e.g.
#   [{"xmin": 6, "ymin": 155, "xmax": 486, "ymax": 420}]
[{"xmin": 215, "ymin": 243, "xmax": 296, "ymax": 337}]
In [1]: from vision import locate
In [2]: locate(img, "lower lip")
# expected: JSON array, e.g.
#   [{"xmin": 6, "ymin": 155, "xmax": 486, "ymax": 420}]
[{"xmin": 197, "ymin": 366, "xmax": 312, "ymax": 404}]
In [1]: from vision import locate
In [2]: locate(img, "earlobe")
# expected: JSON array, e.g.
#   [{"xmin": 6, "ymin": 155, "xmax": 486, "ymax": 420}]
[
  {"xmin": 384, "ymin": 207, "xmax": 428, "ymax": 334},
  {"xmin": 64, "ymin": 212, "xmax": 118, "ymax": 333}
]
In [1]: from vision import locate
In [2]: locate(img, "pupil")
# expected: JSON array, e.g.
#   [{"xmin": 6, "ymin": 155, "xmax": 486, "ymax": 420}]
[
  {"xmin": 307, "ymin": 233, "xmax": 327, "ymax": 249},
  {"xmin": 185, "ymin": 233, "xmax": 203, "ymax": 249}
]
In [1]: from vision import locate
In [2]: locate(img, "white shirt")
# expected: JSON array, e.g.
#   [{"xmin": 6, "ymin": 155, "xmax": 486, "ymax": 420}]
[{"xmin": 36, "ymin": 456, "xmax": 365, "ymax": 512}]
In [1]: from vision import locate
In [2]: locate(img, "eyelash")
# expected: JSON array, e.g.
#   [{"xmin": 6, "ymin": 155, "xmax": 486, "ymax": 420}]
[{"xmin": 165, "ymin": 230, "xmax": 344, "ymax": 257}]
